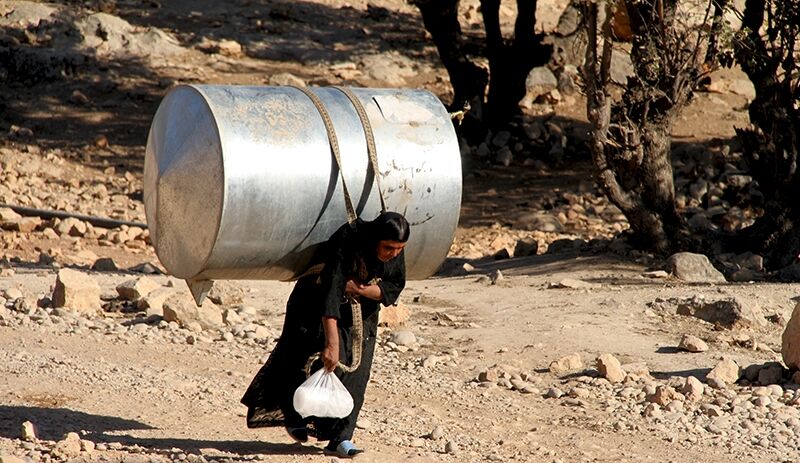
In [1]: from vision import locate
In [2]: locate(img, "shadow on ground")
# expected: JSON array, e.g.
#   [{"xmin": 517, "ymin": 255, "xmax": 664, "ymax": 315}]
[{"xmin": 0, "ymin": 405, "xmax": 318, "ymax": 457}]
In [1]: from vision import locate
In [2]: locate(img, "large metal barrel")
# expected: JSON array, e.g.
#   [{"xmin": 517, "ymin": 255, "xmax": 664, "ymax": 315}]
[{"xmin": 144, "ymin": 85, "xmax": 462, "ymax": 289}]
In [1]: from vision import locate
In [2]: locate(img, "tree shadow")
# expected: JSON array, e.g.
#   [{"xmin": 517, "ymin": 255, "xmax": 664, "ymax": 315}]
[
  {"xmin": 112, "ymin": 0, "xmax": 434, "ymax": 66},
  {"xmin": 0, "ymin": 405, "xmax": 319, "ymax": 457}
]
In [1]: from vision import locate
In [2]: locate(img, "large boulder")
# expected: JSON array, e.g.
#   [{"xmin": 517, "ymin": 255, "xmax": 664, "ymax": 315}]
[
  {"xmin": 782, "ymin": 302, "xmax": 800, "ymax": 369},
  {"xmin": 673, "ymin": 296, "xmax": 764, "ymax": 329},
  {"xmin": 52, "ymin": 269, "xmax": 101, "ymax": 315}
]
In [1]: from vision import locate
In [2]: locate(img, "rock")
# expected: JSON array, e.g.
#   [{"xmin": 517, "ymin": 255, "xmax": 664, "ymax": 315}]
[
  {"xmin": 222, "ymin": 309, "xmax": 243, "ymax": 326},
  {"xmin": 491, "ymin": 131, "xmax": 512, "ymax": 147},
  {"xmin": 514, "ymin": 212, "xmax": 563, "ymax": 232},
  {"xmin": 549, "ymin": 353, "xmax": 583, "ymax": 375},
  {"xmin": 137, "ymin": 287, "xmax": 175, "ymax": 316},
  {"xmin": 3, "ymin": 287, "xmax": 23, "ymax": 300},
  {"xmin": 490, "ymin": 269, "xmax": 504, "ymax": 285},
  {"xmin": 390, "ymin": 330, "xmax": 416, "ymax": 347},
  {"xmin": 666, "ymin": 252, "xmax": 726, "ymax": 283},
  {"xmin": 495, "ymin": 147, "xmax": 513, "ymax": 166},
  {"xmin": 682, "ymin": 376, "xmax": 704, "ymax": 401},
  {"xmin": 21, "ymin": 421, "xmax": 36, "ymax": 441},
  {"xmin": 91, "ymin": 257, "xmax": 118, "ymax": 271},
  {"xmin": 678, "ymin": 334, "xmax": 709, "ymax": 353},
  {"xmin": 478, "ymin": 367, "xmax": 499, "ymax": 383},
  {"xmin": 129, "ymin": 262, "xmax": 161, "ymax": 274},
  {"xmin": 757, "ymin": 363, "xmax": 784, "ymax": 386},
  {"xmin": 782, "ymin": 301, "xmax": 800, "ymax": 369},
  {"xmin": 162, "ymin": 293, "xmax": 223, "ymax": 330},
  {"xmin": 217, "ymin": 39, "xmax": 243, "ymax": 57},
  {"xmin": 116, "ymin": 277, "xmax": 161, "ymax": 301},
  {"xmin": 55, "ymin": 217, "xmax": 88, "ymax": 237},
  {"xmin": 429, "ymin": 425, "xmax": 445, "ymax": 440},
  {"xmin": 707, "ymin": 358, "xmax": 740, "ymax": 385},
  {"xmin": 524, "ymin": 66, "xmax": 558, "ymax": 105},
  {"xmin": 52, "ymin": 269, "xmax": 102, "ymax": 315},
  {"xmin": 0, "ymin": 455, "xmax": 27, "ymax": 463},
  {"xmin": 444, "ymin": 440, "xmax": 458, "ymax": 454},
  {"xmin": 513, "ymin": 239, "xmax": 538, "ymax": 257},
  {"xmin": 379, "ymin": 302, "xmax": 411, "ymax": 327},
  {"xmin": 545, "ymin": 387, "xmax": 564, "ymax": 399},
  {"xmin": 707, "ymin": 377, "xmax": 727, "ymax": 390},
  {"xmin": 80, "ymin": 439, "xmax": 95, "ymax": 452},
  {"xmin": 206, "ymin": 281, "xmax": 245, "ymax": 306},
  {"xmin": 673, "ymin": 296, "xmax": 764, "ymax": 329},
  {"xmin": 648, "ymin": 385, "xmax": 680, "ymax": 406},
  {"xmin": 549, "ymin": 278, "xmax": 599, "ymax": 289},
  {"xmin": 642, "ymin": 270, "xmax": 669, "ymax": 279},
  {"xmin": 54, "ymin": 432, "xmax": 82, "ymax": 457},
  {"xmin": 596, "ymin": 353, "xmax": 626, "ymax": 383}
]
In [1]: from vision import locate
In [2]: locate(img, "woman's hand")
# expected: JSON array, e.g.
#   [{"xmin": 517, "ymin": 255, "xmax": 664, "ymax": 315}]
[
  {"xmin": 345, "ymin": 279, "xmax": 383, "ymax": 301},
  {"xmin": 321, "ymin": 343, "xmax": 339, "ymax": 372},
  {"xmin": 321, "ymin": 316, "xmax": 339, "ymax": 372}
]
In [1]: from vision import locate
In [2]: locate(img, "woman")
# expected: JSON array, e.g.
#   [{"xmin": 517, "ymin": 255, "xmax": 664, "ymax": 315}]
[{"xmin": 241, "ymin": 211, "xmax": 410, "ymax": 458}]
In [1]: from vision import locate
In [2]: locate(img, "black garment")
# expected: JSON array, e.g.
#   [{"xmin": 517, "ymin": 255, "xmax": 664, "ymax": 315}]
[{"xmin": 241, "ymin": 220, "xmax": 405, "ymax": 442}]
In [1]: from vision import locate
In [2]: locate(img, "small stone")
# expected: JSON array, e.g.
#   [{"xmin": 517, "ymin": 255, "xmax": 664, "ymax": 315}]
[
  {"xmin": 391, "ymin": 330, "xmax": 416, "ymax": 347},
  {"xmin": 781, "ymin": 301, "xmax": 800, "ymax": 369},
  {"xmin": 55, "ymin": 217, "xmax": 88, "ymax": 237},
  {"xmin": 678, "ymin": 334, "xmax": 709, "ymax": 353},
  {"xmin": 444, "ymin": 440, "xmax": 458, "ymax": 454},
  {"xmin": 217, "ymin": 39, "xmax": 243, "ymax": 57},
  {"xmin": 666, "ymin": 252, "xmax": 726, "ymax": 283},
  {"xmin": 648, "ymin": 385, "xmax": 679, "ymax": 406},
  {"xmin": 162, "ymin": 293, "xmax": 223, "ymax": 330},
  {"xmin": 429, "ymin": 426, "xmax": 445, "ymax": 440},
  {"xmin": 753, "ymin": 396, "xmax": 771, "ymax": 407},
  {"xmin": 116, "ymin": 277, "xmax": 162, "ymax": 301},
  {"xmin": 52, "ymin": 268, "xmax": 102, "ymax": 315},
  {"xmin": 596, "ymin": 353, "xmax": 626, "ymax": 383},
  {"xmin": 268, "ymin": 72, "xmax": 307, "ymax": 87},
  {"xmin": 378, "ymin": 302, "xmax": 411, "ymax": 327},
  {"xmin": 758, "ymin": 363, "xmax": 784, "ymax": 385},
  {"xmin": 707, "ymin": 357, "xmax": 740, "ymax": 385},
  {"xmin": 21, "ymin": 421, "xmax": 36, "ymax": 441},
  {"xmin": 513, "ymin": 239, "xmax": 538, "ymax": 257},
  {"xmin": 478, "ymin": 367, "xmax": 499, "ymax": 383},
  {"xmin": 682, "ymin": 376, "xmax": 704, "ymax": 401},
  {"xmin": 490, "ymin": 269, "xmax": 504, "ymax": 285},
  {"xmin": 495, "ymin": 147, "xmax": 513, "ymax": 166},
  {"xmin": 54, "ymin": 432, "xmax": 82, "ymax": 457},
  {"xmin": 91, "ymin": 257, "xmax": 118, "ymax": 271},
  {"xmin": 549, "ymin": 353, "xmax": 583, "ymax": 375},
  {"xmin": 545, "ymin": 387, "xmax": 564, "ymax": 399},
  {"xmin": 707, "ymin": 377, "xmax": 728, "ymax": 390},
  {"xmin": 80, "ymin": 439, "xmax": 95, "ymax": 452},
  {"xmin": 550, "ymin": 278, "xmax": 599, "ymax": 289}
]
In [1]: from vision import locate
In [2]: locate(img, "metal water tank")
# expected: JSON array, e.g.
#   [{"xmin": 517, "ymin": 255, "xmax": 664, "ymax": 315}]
[{"xmin": 144, "ymin": 85, "xmax": 461, "ymax": 301}]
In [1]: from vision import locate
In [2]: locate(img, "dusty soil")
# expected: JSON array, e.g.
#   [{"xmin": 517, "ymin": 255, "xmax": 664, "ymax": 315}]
[{"xmin": 1, "ymin": 1, "xmax": 797, "ymax": 463}]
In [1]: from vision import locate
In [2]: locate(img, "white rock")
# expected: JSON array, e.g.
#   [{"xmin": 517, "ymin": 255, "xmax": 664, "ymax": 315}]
[
  {"xmin": 391, "ymin": 330, "xmax": 416, "ymax": 346},
  {"xmin": 596, "ymin": 353, "xmax": 626, "ymax": 383},
  {"xmin": 162, "ymin": 293, "xmax": 223, "ymax": 330},
  {"xmin": 52, "ymin": 269, "xmax": 102, "ymax": 315},
  {"xmin": 54, "ymin": 432, "xmax": 82, "ymax": 458},
  {"xmin": 682, "ymin": 376, "xmax": 704, "ymax": 401},
  {"xmin": 549, "ymin": 353, "xmax": 583, "ymax": 375},
  {"xmin": 707, "ymin": 358, "xmax": 740, "ymax": 385},
  {"xmin": 678, "ymin": 334, "xmax": 709, "ymax": 353},
  {"xmin": 116, "ymin": 277, "xmax": 161, "ymax": 301},
  {"xmin": 21, "ymin": 421, "xmax": 36, "ymax": 441},
  {"xmin": 666, "ymin": 252, "xmax": 726, "ymax": 283}
]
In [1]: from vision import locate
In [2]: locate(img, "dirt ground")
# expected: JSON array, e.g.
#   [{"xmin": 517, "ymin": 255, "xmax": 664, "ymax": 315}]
[{"xmin": 1, "ymin": 0, "xmax": 798, "ymax": 462}]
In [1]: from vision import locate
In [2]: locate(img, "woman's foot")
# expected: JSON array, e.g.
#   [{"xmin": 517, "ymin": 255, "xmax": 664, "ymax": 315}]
[
  {"xmin": 324, "ymin": 440, "xmax": 363, "ymax": 458},
  {"xmin": 285, "ymin": 426, "xmax": 309, "ymax": 443}
]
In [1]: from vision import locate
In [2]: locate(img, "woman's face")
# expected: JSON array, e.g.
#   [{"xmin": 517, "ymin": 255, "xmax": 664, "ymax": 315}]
[{"xmin": 376, "ymin": 240, "xmax": 406, "ymax": 262}]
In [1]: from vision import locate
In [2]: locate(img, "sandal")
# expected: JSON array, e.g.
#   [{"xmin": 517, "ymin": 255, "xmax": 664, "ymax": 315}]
[
  {"xmin": 285, "ymin": 426, "xmax": 309, "ymax": 443},
  {"xmin": 324, "ymin": 440, "xmax": 364, "ymax": 458}
]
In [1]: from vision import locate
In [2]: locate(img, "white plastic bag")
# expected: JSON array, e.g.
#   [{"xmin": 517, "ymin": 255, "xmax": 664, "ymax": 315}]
[{"xmin": 293, "ymin": 368, "xmax": 354, "ymax": 418}]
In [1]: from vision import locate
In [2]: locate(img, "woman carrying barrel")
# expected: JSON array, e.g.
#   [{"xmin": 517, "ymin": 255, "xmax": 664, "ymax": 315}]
[{"xmin": 241, "ymin": 211, "xmax": 409, "ymax": 458}]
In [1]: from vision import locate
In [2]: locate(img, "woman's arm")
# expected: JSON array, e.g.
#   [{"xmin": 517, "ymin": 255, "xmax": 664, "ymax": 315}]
[{"xmin": 321, "ymin": 316, "xmax": 339, "ymax": 372}]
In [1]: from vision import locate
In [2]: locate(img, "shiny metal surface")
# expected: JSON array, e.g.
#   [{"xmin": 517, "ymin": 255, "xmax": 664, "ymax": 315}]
[{"xmin": 145, "ymin": 85, "xmax": 461, "ymax": 281}]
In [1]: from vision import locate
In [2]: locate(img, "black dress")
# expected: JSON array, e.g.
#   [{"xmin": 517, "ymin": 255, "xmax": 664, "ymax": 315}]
[{"xmin": 241, "ymin": 220, "xmax": 406, "ymax": 442}]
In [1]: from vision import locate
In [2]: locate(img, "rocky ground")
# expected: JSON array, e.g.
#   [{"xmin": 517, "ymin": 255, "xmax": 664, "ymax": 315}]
[{"xmin": 2, "ymin": 0, "xmax": 800, "ymax": 462}]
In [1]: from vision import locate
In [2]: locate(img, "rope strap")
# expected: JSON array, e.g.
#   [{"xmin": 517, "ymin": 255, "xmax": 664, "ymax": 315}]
[
  {"xmin": 333, "ymin": 86, "xmax": 387, "ymax": 213},
  {"xmin": 291, "ymin": 86, "xmax": 357, "ymax": 224}
]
